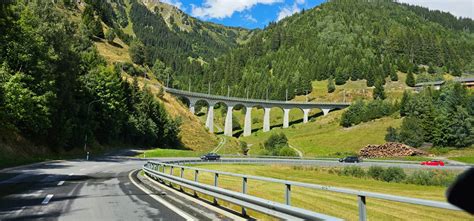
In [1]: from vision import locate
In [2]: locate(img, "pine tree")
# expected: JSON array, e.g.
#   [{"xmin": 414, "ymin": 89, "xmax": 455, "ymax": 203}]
[
  {"xmin": 373, "ymin": 78, "xmax": 386, "ymax": 100},
  {"xmin": 327, "ymin": 77, "xmax": 336, "ymax": 93},
  {"xmin": 400, "ymin": 90, "xmax": 410, "ymax": 116},
  {"xmin": 129, "ymin": 39, "xmax": 145, "ymax": 65},
  {"xmin": 428, "ymin": 65, "xmax": 436, "ymax": 74},
  {"xmin": 390, "ymin": 65, "xmax": 398, "ymax": 81},
  {"xmin": 406, "ymin": 71, "xmax": 415, "ymax": 87}
]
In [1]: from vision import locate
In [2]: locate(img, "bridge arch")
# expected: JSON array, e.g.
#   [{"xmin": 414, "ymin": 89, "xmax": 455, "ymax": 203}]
[{"xmin": 163, "ymin": 87, "xmax": 350, "ymax": 137}]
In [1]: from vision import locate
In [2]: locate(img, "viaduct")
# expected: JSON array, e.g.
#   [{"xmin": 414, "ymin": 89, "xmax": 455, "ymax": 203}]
[{"xmin": 165, "ymin": 87, "xmax": 351, "ymax": 137}]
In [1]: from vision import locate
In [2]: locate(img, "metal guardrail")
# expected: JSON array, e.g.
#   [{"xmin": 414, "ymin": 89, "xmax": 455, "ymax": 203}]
[
  {"xmin": 143, "ymin": 160, "xmax": 463, "ymax": 221},
  {"xmin": 143, "ymin": 162, "xmax": 342, "ymax": 220}
]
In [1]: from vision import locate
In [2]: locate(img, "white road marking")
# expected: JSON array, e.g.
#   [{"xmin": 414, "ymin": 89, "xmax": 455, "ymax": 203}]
[
  {"xmin": 57, "ymin": 181, "xmax": 65, "ymax": 186},
  {"xmin": 79, "ymin": 168, "xmax": 85, "ymax": 171},
  {"xmin": 68, "ymin": 173, "xmax": 74, "ymax": 176},
  {"xmin": 22, "ymin": 190, "xmax": 43, "ymax": 198},
  {"xmin": 143, "ymin": 172, "xmax": 245, "ymax": 221},
  {"xmin": 13, "ymin": 206, "xmax": 26, "ymax": 216},
  {"xmin": 42, "ymin": 194, "xmax": 54, "ymax": 205},
  {"xmin": 128, "ymin": 170, "xmax": 196, "ymax": 221}
]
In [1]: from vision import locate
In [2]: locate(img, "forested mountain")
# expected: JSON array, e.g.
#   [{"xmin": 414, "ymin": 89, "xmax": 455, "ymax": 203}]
[
  {"xmin": 0, "ymin": 1, "xmax": 181, "ymax": 151},
  {"xmin": 83, "ymin": 0, "xmax": 252, "ymax": 65},
  {"xmin": 167, "ymin": 0, "xmax": 474, "ymax": 100}
]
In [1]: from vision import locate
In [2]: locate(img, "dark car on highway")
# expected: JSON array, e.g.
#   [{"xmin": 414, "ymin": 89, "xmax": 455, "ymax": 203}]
[
  {"xmin": 200, "ymin": 153, "xmax": 221, "ymax": 160},
  {"xmin": 339, "ymin": 156, "xmax": 361, "ymax": 163}
]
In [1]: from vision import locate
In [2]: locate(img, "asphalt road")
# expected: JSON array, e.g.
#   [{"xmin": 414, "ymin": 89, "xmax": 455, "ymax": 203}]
[
  {"xmin": 0, "ymin": 153, "xmax": 470, "ymax": 221},
  {"xmin": 0, "ymin": 151, "xmax": 189, "ymax": 221},
  {"xmin": 158, "ymin": 157, "xmax": 472, "ymax": 171}
]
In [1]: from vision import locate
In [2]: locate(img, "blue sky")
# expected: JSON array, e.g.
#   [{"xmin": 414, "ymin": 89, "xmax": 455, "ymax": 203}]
[
  {"xmin": 160, "ymin": 0, "xmax": 473, "ymax": 29},
  {"xmin": 162, "ymin": 0, "xmax": 324, "ymax": 29}
]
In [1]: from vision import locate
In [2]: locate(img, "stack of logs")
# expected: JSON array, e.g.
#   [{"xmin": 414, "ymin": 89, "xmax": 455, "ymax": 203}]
[{"xmin": 359, "ymin": 142, "xmax": 427, "ymax": 158}]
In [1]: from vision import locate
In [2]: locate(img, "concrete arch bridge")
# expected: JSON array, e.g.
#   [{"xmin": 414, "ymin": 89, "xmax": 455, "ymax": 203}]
[{"xmin": 164, "ymin": 87, "xmax": 351, "ymax": 137}]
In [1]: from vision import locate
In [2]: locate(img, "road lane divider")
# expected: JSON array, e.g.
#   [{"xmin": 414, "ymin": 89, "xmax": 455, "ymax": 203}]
[
  {"xmin": 41, "ymin": 194, "xmax": 54, "ymax": 205},
  {"xmin": 57, "ymin": 181, "xmax": 65, "ymax": 186},
  {"xmin": 128, "ymin": 170, "xmax": 196, "ymax": 221}
]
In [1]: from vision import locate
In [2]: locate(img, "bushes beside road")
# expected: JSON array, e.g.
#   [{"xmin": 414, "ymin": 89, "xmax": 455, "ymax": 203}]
[{"xmin": 336, "ymin": 166, "xmax": 455, "ymax": 186}]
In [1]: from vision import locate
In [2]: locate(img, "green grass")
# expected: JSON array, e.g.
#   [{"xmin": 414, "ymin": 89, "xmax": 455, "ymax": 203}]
[
  {"xmin": 162, "ymin": 164, "xmax": 470, "ymax": 220},
  {"xmin": 443, "ymin": 147, "xmax": 474, "ymax": 164},
  {"xmin": 449, "ymin": 156, "xmax": 474, "ymax": 164},
  {"xmin": 139, "ymin": 148, "xmax": 203, "ymax": 158},
  {"xmin": 240, "ymin": 111, "xmax": 402, "ymax": 157}
]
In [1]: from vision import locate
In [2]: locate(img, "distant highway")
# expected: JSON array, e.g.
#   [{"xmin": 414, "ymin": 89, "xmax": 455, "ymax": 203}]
[
  {"xmin": 159, "ymin": 157, "xmax": 471, "ymax": 171},
  {"xmin": 0, "ymin": 153, "xmax": 470, "ymax": 220}
]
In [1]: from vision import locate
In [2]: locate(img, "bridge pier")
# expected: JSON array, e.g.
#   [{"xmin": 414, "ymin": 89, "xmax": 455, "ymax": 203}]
[
  {"xmin": 224, "ymin": 106, "xmax": 234, "ymax": 136},
  {"xmin": 188, "ymin": 99, "xmax": 197, "ymax": 115},
  {"xmin": 243, "ymin": 107, "xmax": 252, "ymax": 137},
  {"xmin": 322, "ymin": 108, "xmax": 331, "ymax": 116},
  {"xmin": 263, "ymin": 108, "xmax": 271, "ymax": 132},
  {"xmin": 206, "ymin": 105, "xmax": 214, "ymax": 133},
  {"xmin": 283, "ymin": 109, "xmax": 290, "ymax": 128},
  {"xmin": 303, "ymin": 109, "xmax": 310, "ymax": 123}
]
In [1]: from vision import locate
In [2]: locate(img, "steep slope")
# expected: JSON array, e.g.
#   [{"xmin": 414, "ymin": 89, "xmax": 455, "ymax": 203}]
[{"xmin": 173, "ymin": 0, "xmax": 474, "ymax": 100}]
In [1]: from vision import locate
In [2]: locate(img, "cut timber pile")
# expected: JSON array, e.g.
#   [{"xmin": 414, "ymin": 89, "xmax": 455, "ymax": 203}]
[{"xmin": 359, "ymin": 142, "xmax": 427, "ymax": 158}]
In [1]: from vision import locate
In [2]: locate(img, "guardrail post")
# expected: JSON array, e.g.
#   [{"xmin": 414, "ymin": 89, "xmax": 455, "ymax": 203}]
[
  {"xmin": 170, "ymin": 166, "xmax": 174, "ymax": 175},
  {"xmin": 180, "ymin": 168, "xmax": 184, "ymax": 178},
  {"xmin": 193, "ymin": 170, "xmax": 199, "ymax": 197},
  {"xmin": 213, "ymin": 173, "xmax": 219, "ymax": 205},
  {"xmin": 242, "ymin": 177, "xmax": 247, "ymax": 216},
  {"xmin": 285, "ymin": 184, "xmax": 291, "ymax": 205},
  {"xmin": 358, "ymin": 195, "xmax": 367, "ymax": 221}
]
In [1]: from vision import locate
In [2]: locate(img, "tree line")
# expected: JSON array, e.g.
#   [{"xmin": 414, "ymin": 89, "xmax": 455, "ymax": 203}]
[
  {"xmin": 162, "ymin": 0, "xmax": 473, "ymax": 100},
  {"xmin": 0, "ymin": 1, "xmax": 180, "ymax": 151}
]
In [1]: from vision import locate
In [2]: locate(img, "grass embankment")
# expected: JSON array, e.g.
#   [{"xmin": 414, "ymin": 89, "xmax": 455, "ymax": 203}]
[
  {"xmin": 445, "ymin": 147, "xmax": 474, "ymax": 164},
  {"xmin": 162, "ymin": 164, "xmax": 470, "ymax": 220},
  {"xmin": 195, "ymin": 77, "xmax": 407, "ymax": 157},
  {"xmin": 240, "ymin": 111, "xmax": 402, "ymax": 157}
]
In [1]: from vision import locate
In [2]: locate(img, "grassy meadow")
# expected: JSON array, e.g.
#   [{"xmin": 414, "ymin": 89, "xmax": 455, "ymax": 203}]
[{"xmin": 159, "ymin": 164, "xmax": 470, "ymax": 221}]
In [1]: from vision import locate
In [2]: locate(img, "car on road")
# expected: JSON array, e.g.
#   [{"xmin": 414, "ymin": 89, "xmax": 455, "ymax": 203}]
[
  {"xmin": 200, "ymin": 153, "xmax": 221, "ymax": 160},
  {"xmin": 339, "ymin": 156, "xmax": 361, "ymax": 163},
  {"xmin": 421, "ymin": 160, "xmax": 445, "ymax": 166}
]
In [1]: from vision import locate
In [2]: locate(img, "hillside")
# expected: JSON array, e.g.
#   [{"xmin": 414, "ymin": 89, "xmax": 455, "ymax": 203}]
[
  {"xmin": 0, "ymin": 0, "xmax": 237, "ymax": 166},
  {"xmin": 171, "ymin": 0, "xmax": 474, "ymax": 100}
]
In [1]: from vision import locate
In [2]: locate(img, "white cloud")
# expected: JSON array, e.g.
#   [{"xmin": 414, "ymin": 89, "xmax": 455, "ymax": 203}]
[
  {"xmin": 277, "ymin": 0, "xmax": 305, "ymax": 21},
  {"xmin": 161, "ymin": 0, "xmax": 183, "ymax": 10},
  {"xmin": 191, "ymin": 0, "xmax": 283, "ymax": 19},
  {"xmin": 243, "ymin": 14, "xmax": 258, "ymax": 23},
  {"xmin": 397, "ymin": 0, "xmax": 473, "ymax": 19}
]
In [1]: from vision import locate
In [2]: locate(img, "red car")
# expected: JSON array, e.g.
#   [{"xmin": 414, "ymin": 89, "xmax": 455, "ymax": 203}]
[{"xmin": 421, "ymin": 160, "xmax": 445, "ymax": 166}]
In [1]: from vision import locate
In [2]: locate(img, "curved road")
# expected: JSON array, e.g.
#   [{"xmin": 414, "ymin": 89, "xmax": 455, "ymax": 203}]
[
  {"xmin": 0, "ymin": 151, "xmax": 188, "ymax": 221},
  {"xmin": 0, "ymin": 153, "xmax": 470, "ymax": 220}
]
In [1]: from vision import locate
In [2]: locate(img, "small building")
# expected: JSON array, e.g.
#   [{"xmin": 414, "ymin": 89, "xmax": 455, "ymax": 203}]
[
  {"xmin": 454, "ymin": 77, "xmax": 474, "ymax": 89},
  {"xmin": 414, "ymin": 80, "xmax": 444, "ymax": 92},
  {"xmin": 414, "ymin": 77, "xmax": 474, "ymax": 92}
]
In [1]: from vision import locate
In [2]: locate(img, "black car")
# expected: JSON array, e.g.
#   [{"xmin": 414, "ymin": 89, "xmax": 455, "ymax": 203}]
[
  {"xmin": 339, "ymin": 156, "xmax": 361, "ymax": 163},
  {"xmin": 200, "ymin": 153, "xmax": 221, "ymax": 160}
]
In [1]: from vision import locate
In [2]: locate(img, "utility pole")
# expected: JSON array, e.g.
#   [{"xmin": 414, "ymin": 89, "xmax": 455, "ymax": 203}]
[
  {"xmin": 246, "ymin": 88, "xmax": 249, "ymax": 100},
  {"xmin": 285, "ymin": 89, "xmax": 288, "ymax": 102},
  {"xmin": 208, "ymin": 82, "xmax": 211, "ymax": 95},
  {"xmin": 227, "ymin": 86, "xmax": 230, "ymax": 97},
  {"xmin": 188, "ymin": 79, "xmax": 191, "ymax": 92},
  {"xmin": 166, "ymin": 72, "xmax": 170, "ymax": 87},
  {"xmin": 266, "ymin": 88, "xmax": 269, "ymax": 100}
]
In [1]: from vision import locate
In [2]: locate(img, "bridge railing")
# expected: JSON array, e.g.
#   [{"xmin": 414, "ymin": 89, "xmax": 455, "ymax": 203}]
[
  {"xmin": 163, "ymin": 87, "xmax": 351, "ymax": 106},
  {"xmin": 143, "ymin": 160, "xmax": 463, "ymax": 221}
]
